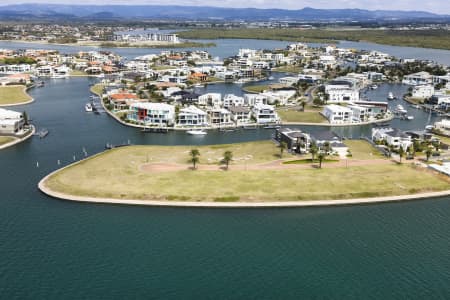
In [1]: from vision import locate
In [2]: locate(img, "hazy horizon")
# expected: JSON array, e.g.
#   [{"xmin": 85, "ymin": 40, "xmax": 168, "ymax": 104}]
[{"xmin": 0, "ymin": 1, "xmax": 448, "ymax": 15}]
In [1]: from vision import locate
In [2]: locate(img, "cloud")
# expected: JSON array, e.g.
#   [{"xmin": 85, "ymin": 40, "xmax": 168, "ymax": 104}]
[{"xmin": 0, "ymin": 0, "xmax": 448, "ymax": 14}]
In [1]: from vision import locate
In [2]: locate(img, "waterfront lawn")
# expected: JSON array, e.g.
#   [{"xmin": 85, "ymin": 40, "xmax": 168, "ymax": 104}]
[
  {"xmin": 242, "ymin": 85, "xmax": 270, "ymax": 93},
  {"xmin": 277, "ymin": 109, "xmax": 327, "ymax": 123},
  {"xmin": 272, "ymin": 65, "xmax": 302, "ymax": 73},
  {"xmin": 70, "ymin": 70, "xmax": 88, "ymax": 76},
  {"xmin": 45, "ymin": 147, "xmax": 450, "ymax": 202},
  {"xmin": 90, "ymin": 84, "xmax": 105, "ymax": 96},
  {"xmin": 345, "ymin": 140, "xmax": 385, "ymax": 160},
  {"xmin": 0, "ymin": 136, "xmax": 15, "ymax": 147},
  {"xmin": 0, "ymin": 86, "xmax": 32, "ymax": 105}
]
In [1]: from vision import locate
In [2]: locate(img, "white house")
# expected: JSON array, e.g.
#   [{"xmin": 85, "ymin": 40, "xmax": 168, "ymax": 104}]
[
  {"xmin": 177, "ymin": 105, "xmax": 208, "ymax": 127},
  {"xmin": 223, "ymin": 94, "xmax": 245, "ymax": 108},
  {"xmin": 198, "ymin": 93, "xmax": 222, "ymax": 107},
  {"xmin": 229, "ymin": 106, "xmax": 252, "ymax": 125},
  {"xmin": 412, "ymin": 85, "xmax": 434, "ymax": 99},
  {"xmin": 208, "ymin": 107, "xmax": 232, "ymax": 126},
  {"xmin": 0, "ymin": 108, "xmax": 25, "ymax": 135},
  {"xmin": 372, "ymin": 128, "xmax": 412, "ymax": 150},
  {"xmin": 325, "ymin": 85, "xmax": 359, "ymax": 103},
  {"xmin": 322, "ymin": 105, "xmax": 353, "ymax": 124},
  {"xmin": 252, "ymin": 103, "xmax": 279, "ymax": 124},
  {"xmin": 402, "ymin": 71, "xmax": 433, "ymax": 85},
  {"xmin": 244, "ymin": 94, "xmax": 267, "ymax": 106},
  {"xmin": 261, "ymin": 90, "xmax": 296, "ymax": 106},
  {"xmin": 128, "ymin": 102, "xmax": 175, "ymax": 126}
]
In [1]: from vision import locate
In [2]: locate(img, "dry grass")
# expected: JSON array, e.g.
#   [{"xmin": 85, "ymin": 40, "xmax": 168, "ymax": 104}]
[
  {"xmin": 0, "ymin": 136, "xmax": 15, "ymax": 146},
  {"xmin": 0, "ymin": 86, "xmax": 32, "ymax": 105},
  {"xmin": 277, "ymin": 109, "xmax": 327, "ymax": 123},
  {"xmin": 45, "ymin": 143, "xmax": 449, "ymax": 202},
  {"xmin": 345, "ymin": 140, "xmax": 385, "ymax": 160}
]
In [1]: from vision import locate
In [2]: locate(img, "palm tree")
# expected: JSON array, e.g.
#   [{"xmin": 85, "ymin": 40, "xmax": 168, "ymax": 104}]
[
  {"xmin": 300, "ymin": 100, "xmax": 306, "ymax": 112},
  {"xmin": 432, "ymin": 140, "xmax": 440, "ymax": 152},
  {"xmin": 310, "ymin": 142, "xmax": 318, "ymax": 162},
  {"xmin": 279, "ymin": 141, "xmax": 287, "ymax": 158},
  {"xmin": 398, "ymin": 146, "xmax": 405, "ymax": 163},
  {"xmin": 222, "ymin": 151, "xmax": 233, "ymax": 170},
  {"xmin": 425, "ymin": 148, "xmax": 433, "ymax": 161},
  {"xmin": 189, "ymin": 149, "xmax": 200, "ymax": 170},
  {"xmin": 317, "ymin": 152, "xmax": 326, "ymax": 169}
]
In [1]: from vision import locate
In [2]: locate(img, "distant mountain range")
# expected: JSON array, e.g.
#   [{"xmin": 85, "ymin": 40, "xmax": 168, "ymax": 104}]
[{"xmin": 0, "ymin": 4, "xmax": 448, "ymax": 22}]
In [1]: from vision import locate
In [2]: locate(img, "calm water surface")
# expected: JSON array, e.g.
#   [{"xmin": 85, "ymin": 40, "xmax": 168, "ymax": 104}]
[{"xmin": 0, "ymin": 52, "xmax": 449, "ymax": 298}]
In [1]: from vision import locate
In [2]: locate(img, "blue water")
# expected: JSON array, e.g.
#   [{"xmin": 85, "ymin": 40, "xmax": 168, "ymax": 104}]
[{"xmin": 0, "ymin": 46, "xmax": 449, "ymax": 298}]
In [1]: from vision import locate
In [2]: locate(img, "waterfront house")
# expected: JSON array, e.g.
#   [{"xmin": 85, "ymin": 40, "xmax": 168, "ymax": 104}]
[
  {"xmin": 325, "ymin": 85, "xmax": 359, "ymax": 103},
  {"xmin": 322, "ymin": 105, "xmax": 353, "ymax": 124},
  {"xmin": 207, "ymin": 107, "xmax": 232, "ymax": 126},
  {"xmin": 198, "ymin": 93, "xmax": 222, "ymax": 107},
  {"xmin": 244, "ymin": 94, "xmax": 268, "ymax": 106},
  {"xmin": 402, "ymin": 71, "xmax": 433, "ymax": 85},
  {"xmin": 109, "ymin": 93, "xmax": 139, "ymax": 110},
  {"xmin": 128, "ymin": 102, "xmax": 175, "ymax": 126},
  {"xmin": 434, "ymin": 119, "xmax": 450, "ymax": 136},
  {"xmin": 223, "ymin": 94, "xmax": 245, "ymax": 108},
  {"xmin": 177, "ymin": 105, "xmax": 208, "ymax": 127},
  {"xmin": 311, "ymin": 131, "xmax": 348, "ymax": 157},
  {"xmin": 229, "ymin": 106, "xmax": 252, "ymax": 125},
  {"xmin": 252, "ymin": 103, "xmax": 279, "ymax": 124},
  {"xmin": 275, "ymin": 128, "xmax": 311, "ymax": 154},
  {"xmin": 412, "ymin": 85, "xmax": 435, "ymax": 99},
  {"xmin": 372, "ymin": 128, "xmax": 413, "ymax": 150},
  {"xmin": 0, "ymin": 108, "xmax": 25, "ymax": 135}
]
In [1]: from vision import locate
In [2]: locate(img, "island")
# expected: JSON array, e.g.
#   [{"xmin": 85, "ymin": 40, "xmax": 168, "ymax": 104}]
[{"xmin": 39, "ymin": 140, "xmax": 450, "ymax": 207}]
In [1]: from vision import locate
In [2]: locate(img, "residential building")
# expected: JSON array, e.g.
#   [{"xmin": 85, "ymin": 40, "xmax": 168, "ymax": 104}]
[
  {"xmin": 402, "ymin": 71, "xmax": 433, "ymax": 85},
  {"xmin": 252, "ymin": 103, "xmax": 279, "ymax": 124},
  {"xmin": 198, "ymin": 93, "xmax": 222, "ymax": 107},
  {"xmin": 229, "ymin": 106, "xmax": 252, "ymax": 125},
  {"xmin": 412, "ymin": 85, "xmax": 434, "ymax": 99},
  {"xmin": 372, "ymin": 128, "xmax": 413, "ymax": 150},
  {"xmin": 0, "ymin": 108, "xmax": 25, "ymax": 135},
  {"xmin": 128, "ymin": 102, "xmax": 175, "ymax": 126},
  {"xmin": 208, "ymin": 107, "xmax": 232, "ymax": 126},
  {"xmin": 275, "ymin": 128, "xmax": 311, "ymax": 154},
  {"xmin": 177, "ymin": 105, "xmax": 208, "ymax": 127},
  {"xmin": 322, "ymin": 105, "xmax": 353, "ymax": 124}
]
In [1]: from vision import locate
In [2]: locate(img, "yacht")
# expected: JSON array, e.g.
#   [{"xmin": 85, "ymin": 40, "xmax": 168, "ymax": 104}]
[
  {"xmin": 85, "ymin": 103, "xmax": 93, "ymax": 112},
  {"xmin": 387, "ymin": 92, "xmax": 396, "ymax": 100},
  {"xmin": 370, "ymin": 84, "xmax": 378, "ymax": 90},
  {"xmin": 187, "ymin": 129, "xmax": 207, "ymax": 135},
  {"xmin": 406, "ymin": 115, "xmax": 414, "ymax": 120}
]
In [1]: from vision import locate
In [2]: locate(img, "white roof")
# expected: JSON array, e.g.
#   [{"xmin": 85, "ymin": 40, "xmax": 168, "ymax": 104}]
[
  {"xmin": 130, "ymin": 102, "xmax": 174, "ymax": 111},
  {"xmin": 0, "ymin": 108, "xmax": 22, "ymax": 120},
  {"xmin": 180, "ymin": 105, "xmax": 207, "ymax": 115}
]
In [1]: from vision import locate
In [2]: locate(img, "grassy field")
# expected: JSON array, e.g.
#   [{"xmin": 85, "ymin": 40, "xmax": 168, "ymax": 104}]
[
  {"xmin": 277, "ymin": 109, "xmax": 327, "ymax": 123},
  {"xmin": 0, "ymin": 136, "xmax": 15, "ymax": 147},
  {"xmin": 151, "ymin": 65, "xmax": 178, "ymax": 70},
  {"xmin": 0, "ymin": 86, "xmax": 32, "ymax": 105},
  {"xmin": 177, "ymin": 28, "xmax": 450, "ymax": 50},
  {"xmin": 242, "ymin": 85, "xmax": 270, "ymax": 93},
  {"xmin": 70, "ymin": 70, "xmax": 88, "ymax": 76},
  {"xmin": 345, "ymin": 140, "xmax": 385, "ymax": 160},
  {"xmin": 44, "ymin": 144, "xmax": 449, "ymax": 202},
  {"xmin": 90, "ymin": 84, "xmax": 104, "ymax": 96}
]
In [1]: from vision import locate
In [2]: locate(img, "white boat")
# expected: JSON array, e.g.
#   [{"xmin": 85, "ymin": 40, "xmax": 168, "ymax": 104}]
[
  {"xmin": 187, "ymin": 129, "xmax": 207, "ymax": 135},
  {"xmin": 425, "ymin": 125, "xmax": 434, "ymax": 131},
  {"xmin": 268, "ymin": 76, "xmax": 275, "ymax": 80},
  {"xmin": 387, "ymin": 92, "xmax": 396, "ymax": 100},
  {"xmin": 406, "ymin": 115, "xmax": 414, "ymax": 120},
  {"xmin": 85, "ymin": 103, "xmax": 93, "ymax": 112},
  {"xmin": 370, "ymin": 84, "xmax": 378, "ymax": 90}
]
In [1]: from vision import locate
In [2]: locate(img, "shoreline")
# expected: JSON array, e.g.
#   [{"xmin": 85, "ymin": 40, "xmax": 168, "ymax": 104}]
[
  {"xmin": 38, "ymin": 150, "xmax": 450, "ymax": 208},
  {"xmin": 0, "ymin": 85, "xmax": 34, "ymax": 107},
  {"xmin": 0, "ymin": 125, "xmax": 35, "ymax": 150}
]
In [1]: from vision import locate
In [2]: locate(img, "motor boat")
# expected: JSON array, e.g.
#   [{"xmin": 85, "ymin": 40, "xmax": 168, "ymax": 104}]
[
  {"xmin": 187, "ymin": 129, "xmax": 207, "ymax": 135},
  {"xmin": 387, "ymin": 92, "xmax": 396, "ymax": 100},
  {"xmin": 85, "ymin": 103, "xmax": 93, "ymax": 112}
]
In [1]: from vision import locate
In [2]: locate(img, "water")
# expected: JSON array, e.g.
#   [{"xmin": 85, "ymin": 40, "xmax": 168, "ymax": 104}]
[
  {"xmin": 1, "ymin": 38, "xmax": 449, "ymax": 64},
  {"xmin": 1, "ymin": 57, "xmax": 450, "ymax": 297}
]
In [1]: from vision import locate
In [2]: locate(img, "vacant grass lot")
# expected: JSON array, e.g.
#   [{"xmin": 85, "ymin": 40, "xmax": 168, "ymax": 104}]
[
  {"xmin": 0, "ymin": 86, "xmax": 32, "ymax": 105},
  {"xmin": 277, "ymin": 109, "xmax": 327, "ymax": 123},
  {"xmin": 44, "ymin": 144, "xmax": 449, "ymax": 202},
  {"xmin": 242, "ymin": 85, "xmax": 270, "ymax": 93},
  {"xmin": 345, "ymin": 140, "xmax": 385, "ymax": 160},
  {"xmin": 0, "ymin": 136, "xmax": 15, "ymax": 147},
  {"xmin": 90, "ymin": 84, "xmax": 104, "ymax": 96}
]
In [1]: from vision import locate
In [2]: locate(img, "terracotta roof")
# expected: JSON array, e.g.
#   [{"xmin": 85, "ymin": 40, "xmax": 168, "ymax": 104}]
[{"xmin": 110, "ymin": 93, "xmax": 138, "ymax": 101}]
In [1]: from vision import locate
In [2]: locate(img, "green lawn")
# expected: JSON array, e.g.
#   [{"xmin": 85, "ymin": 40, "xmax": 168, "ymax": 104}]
[
  {"xmin": 70, "ymin": 70, "xmax": 88, "ymax": 76},
  {"xmin": 151, "ymin": 65, "xmax": 177, "ymax": 70},
  {"xmin": 344, "ymin": 140, "xmax": 385, "ymax": 160},
  {"xmin": 90, "ymin": 84, "xmax": 104, "ymax": 96},
  {"xmin": 272, "ymin": 65, "xmax": 302, "ymax": 73},
  {"xmin": 277, "ymin": 109, "xmax": 327, "ymax": 123},
  {"xmin": 0, "ymin": 136, "xmax": 15, "ymax": 147},
  {"xmin": 45, "ymin": 145, "xmax": 449, "ymax": 202},
  {"xmin": 242, "ymin": 85, "xmax": 270, "ymax": 93},
  {"xmin": 0, "ymin": 86, "xmax": 32, "ymax": 105}
]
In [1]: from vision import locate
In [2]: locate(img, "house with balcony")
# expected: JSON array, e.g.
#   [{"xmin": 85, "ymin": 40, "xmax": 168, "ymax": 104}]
[
  {"xmin": 0, "ymin": 108, "xmax": 25, "ymax": 135},
  {"xmin": 322, "ymin": 104, "xmax": 353, "ymax": 124},
  {"xmin": 177, "ymin": 105, "xmax": 208, "ymax": 127},
  {"xmin": 207, "ymin": 107, "xmax": 232, "ymax": 126},
  {"xmin": 229, "ymin": 106, "xmax": 252, "ymax": 125},
  {"xmin": 128, "ymin": 102, "xmax": 175, "ymax": 126},
  {"xmin": 372, "ymin": 127, "xmax": 413, "ymax": 150},
  {"xmin": 275, "ymin": 128, "xmax": 311, "ymax": 154},
  {"xmin": 252, "ymin": 103, "xmax": 279, "ymax": 124}
]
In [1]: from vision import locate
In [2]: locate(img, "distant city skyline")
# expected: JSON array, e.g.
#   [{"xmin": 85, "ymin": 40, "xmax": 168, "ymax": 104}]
[{"xmin": 0, "ymin": 0, "xmax": 448, "ymax": 15}]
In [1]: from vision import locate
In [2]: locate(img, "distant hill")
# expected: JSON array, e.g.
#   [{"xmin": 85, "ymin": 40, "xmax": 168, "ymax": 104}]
[{"xmin": 0, "ymin": 4, "xmax": 448, "ymax": 21}]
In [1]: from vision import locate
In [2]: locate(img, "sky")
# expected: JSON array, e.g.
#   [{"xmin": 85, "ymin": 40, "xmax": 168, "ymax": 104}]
[{"xmin": 0, "ymin": 0, "xmax": 448, "ymax": 14}]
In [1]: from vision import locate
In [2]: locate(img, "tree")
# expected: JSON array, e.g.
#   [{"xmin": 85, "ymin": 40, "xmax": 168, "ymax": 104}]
[
  {"xmin": 300, "ymin": 100, "xmax": 306, "ymax": 111},
  {"xmin": 222, "ymin": 151, "xmax": 233, "ymax": 170},
  {"xmin": 425, "ymin": 148, "xmax": 433, "ymax": 161},
  {"xmin": 432, "ymin": 140, "xmax": 440, "ymax": 152},
  {"xmin": 278, "ymin": 141, "xmax": 287, "ymax": 158},
  {"xmin": 398, "ymin": 146, "xmax": 405, "ymax": 163},
  {"xmin": 317, "ymin": 152, "xmax": 326, "ymax": 169},
  {"xmin": 189, "ymin": 149, "xmax": 200, "ymax": 170},
  {"xmin": 310, "ymin": 142, "xmax": 318, "ymax": 162},
  {"xmin": 22, "ymin": 111, "xmax": 29, "ymax": 126}
]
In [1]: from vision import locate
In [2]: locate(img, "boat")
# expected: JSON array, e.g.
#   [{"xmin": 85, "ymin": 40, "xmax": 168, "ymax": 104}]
[
  {"xmin": 187, "ymin": 129, "xmax": 207, "ymax": 135},
  {"xmin": 37, "ymin": 81, "xmax": 45, "ymax": 87},
  {"xmin": 387, "ymin": 92, "xmax": 396, "ymax": 100},
  {"xmin": 425, "ymin": 125, "xmax": 434, "ymax": 131},
  {"xmin": 410, "ymin": 104, "xmax": 421, "ymax": 109},
  {"xmin": 85, "ymin": 103, "xmax": 93, "ymax": 112},
  {"xmin": 141, "ymin": 127, "xmax": 168, "ymax": 133},
  {"xmin": 219, "ymin": 128, "xmax": 236, "ymax": 132},
  {"xmin": 268, "ymin": 76, "xmax": 275, "ymax": 80},
  {"xmin": 243, "ymin": 125, "xmax": 257, "ymax": 130},
  {"xmin": 370, "ymin": 84, "xmax": 378, "ymax": 90},
  {"xmin": 406, "ymin": 115, "xmax": 414, "ymax": 120}
]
